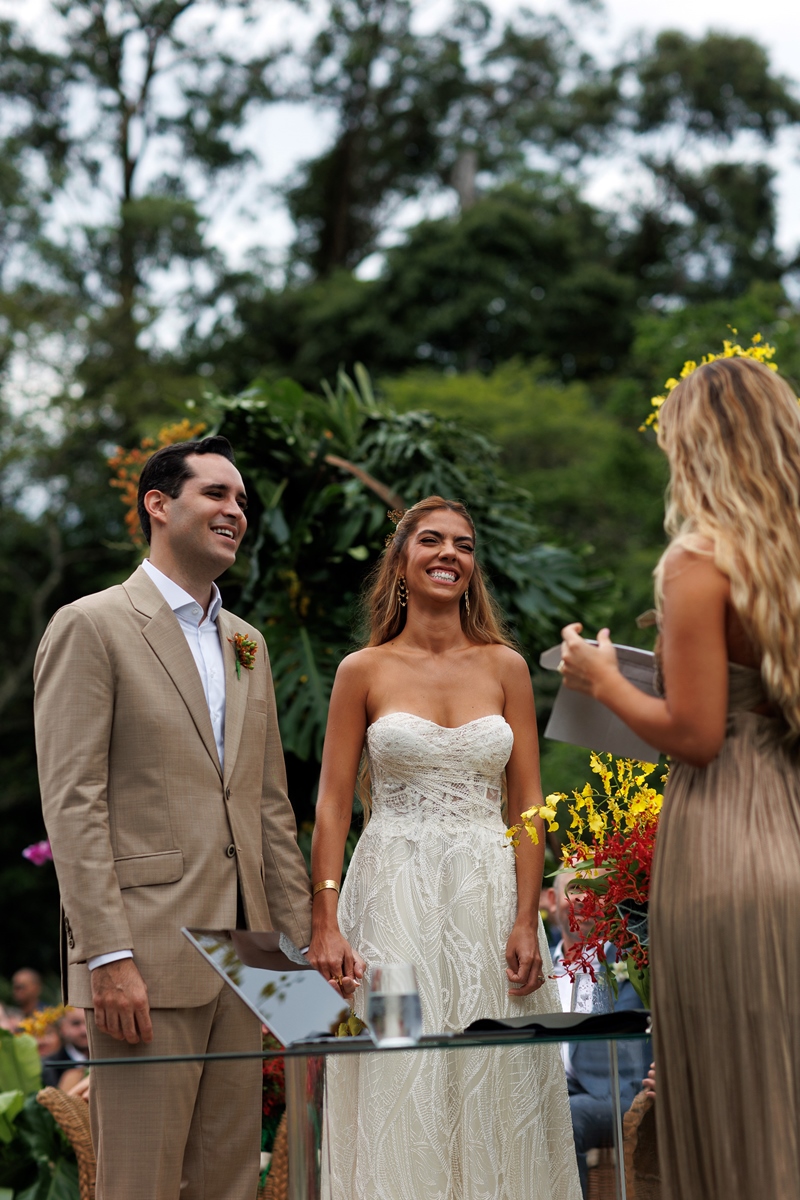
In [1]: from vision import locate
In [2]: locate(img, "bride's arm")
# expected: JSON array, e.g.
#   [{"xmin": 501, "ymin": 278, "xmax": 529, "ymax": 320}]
[
  {"xmin": 307, "ymin": 654, "xmax": 369, "ymax": 992},
  {"xmin": 501, "ymin": 648, "xmax": 548, "ymax": 998}
]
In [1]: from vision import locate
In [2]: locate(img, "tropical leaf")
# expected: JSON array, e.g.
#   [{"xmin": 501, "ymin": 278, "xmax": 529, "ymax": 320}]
[
  {"xmin": 0, "ymin": 1092, "xmax": 23, "ymax": 1145},
  {"xmin": 217, "ymin": 365, "xmax": 593, "ymax": 787},
  {"xmin": 0, "ymin": 1033, "xmax": 41, "ymax": 1098}
]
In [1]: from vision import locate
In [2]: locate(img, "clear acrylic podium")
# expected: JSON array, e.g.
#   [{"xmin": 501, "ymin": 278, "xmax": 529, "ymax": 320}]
[{"xmin": 81, "ymin": 1018, "xmax": 649, "ymax": 1200}]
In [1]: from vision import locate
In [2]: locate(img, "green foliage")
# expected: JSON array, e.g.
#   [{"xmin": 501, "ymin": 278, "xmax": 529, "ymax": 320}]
[
  {"xmin": 633, "ymin": 30, "xmax": 800, "ymax": 141},
  {"xmin": 382, "ymin": 359, "xmax": 668, "ymax": 641},
  {"xmin": 0, "ymin": 1035, "xmax": 76, "ymax": 1200},
  {"xmin": 0, "ymin": 1095, "xmax": 78, "ymax": 1200},
  {"xmin": 200, "ymin": 178, "xmax": 638, "ymax": 388},
  {"xmin": 0, "ymin": 1093, "xmax": 24, "ymax": 1146},
  {"xmin": 284, "ymin": 1, "xmax": 623, "ymax": 274},
  {"xmin": 217, "ymin": 366, "xmax": 594, "ymax": 778},
  {"xmin": 0, "ymin": 1033, "xmax": 41, "ymax": 1100}
]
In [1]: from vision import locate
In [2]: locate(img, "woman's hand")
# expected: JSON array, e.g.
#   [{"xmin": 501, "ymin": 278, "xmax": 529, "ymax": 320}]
[
  {"xmin": 505, "ymin": 920, "xmax": 545, "ymax": 998},
  {"xmin": 559, "ymin": 623, "xmax": 620, "ymax": 698},
  {"xmin": 307, "ymin": 926, "xmax": 366, "ymax": 999}
]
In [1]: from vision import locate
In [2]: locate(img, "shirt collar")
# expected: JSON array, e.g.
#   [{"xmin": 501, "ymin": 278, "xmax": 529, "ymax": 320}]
[{"xmin": 142, "ymin": 559, "xmax": 222, "ymax": 624}]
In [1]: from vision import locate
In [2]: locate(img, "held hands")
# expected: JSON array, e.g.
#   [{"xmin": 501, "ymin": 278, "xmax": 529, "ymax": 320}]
[
  {"xmin": 559, "ymin": 623, "xmax": 619, "ymax": 698},
  {"xmin": 307, "ymin": 927, "xmax": 366, "ymax": 999},
  {"xmin": 91, "ymin": 958, "xmax": 152, "ymax": 1045},
  {"xmin": 505, "ymin": 921, "xmax": 546, "ymax": 999}
]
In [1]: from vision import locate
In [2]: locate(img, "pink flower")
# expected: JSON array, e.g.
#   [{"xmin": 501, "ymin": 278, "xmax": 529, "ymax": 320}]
[{"xmin": 23, "ymin": 840, "xmax": 53, "ymax": 866}]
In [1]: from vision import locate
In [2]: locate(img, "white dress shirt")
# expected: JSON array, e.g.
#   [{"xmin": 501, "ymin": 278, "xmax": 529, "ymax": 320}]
[
  {"xmin": 89, "ymin": 559, "xmax": 227, "ymax": 972},
  {"xmin": 551, "ymin": 940, "xmax": 576, "ymax": 1076}
]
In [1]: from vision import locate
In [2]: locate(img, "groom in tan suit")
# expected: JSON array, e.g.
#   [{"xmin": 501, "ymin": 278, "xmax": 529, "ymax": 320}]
[{"xmin": 34, "ymin": 436, "xmax": 312, "ymax": 1200}]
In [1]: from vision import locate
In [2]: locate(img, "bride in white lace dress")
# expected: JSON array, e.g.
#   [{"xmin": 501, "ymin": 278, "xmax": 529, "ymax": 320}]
[{"xmin": 308, "ymin": 497, "xmax": 581, "ymax": 1200}]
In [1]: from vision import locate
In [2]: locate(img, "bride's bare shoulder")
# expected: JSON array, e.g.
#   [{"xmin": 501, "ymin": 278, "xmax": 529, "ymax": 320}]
[
  {"xmin": 335, "ymin": 645, "xmax": 390, "ymax": 680},
  {"xmin": 480, "ymin": 642, "xmax": 530, "ymax": 679}
]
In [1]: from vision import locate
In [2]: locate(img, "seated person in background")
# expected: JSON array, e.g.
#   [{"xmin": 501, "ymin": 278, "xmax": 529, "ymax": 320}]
[
  {"xmin": 42, "ymin": 1008, "xmax": 89, "ymax": 1089},
  {"xmin": 0, "ymin": 1004, "xmax": 23, "ymax": 1033},
  {"xmin": 12, "ymin": 968, "xmax": 44, "ymax": 1018},
  {"xmin": 548, "ymin": 871, "xmax": 650, "ymax": 1199},
  {"xmin": 36, "ymin": 1022, "xmax": 62, "ymax": 1062},
  {"xmin": 539, "ymin": 878, "xmax": 560, "ymax": 949}
]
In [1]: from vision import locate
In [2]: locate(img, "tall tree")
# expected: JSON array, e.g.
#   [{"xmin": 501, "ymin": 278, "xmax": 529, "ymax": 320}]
[
  {"xmin": 618, "ymin": 30, "xmax": 800, "ymax": 300},
  {"xmin": 284, "ymin": 0, "xmax": 621, "ymax": 276},
  {"xmin": 1, "ymin": 0, "xmax": 287, "ymax": 429}
]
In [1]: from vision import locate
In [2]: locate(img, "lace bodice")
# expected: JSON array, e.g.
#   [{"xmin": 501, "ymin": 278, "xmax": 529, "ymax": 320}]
[{"xmin": 366, "ymin": 712, "xmax": 513, "ymax": 832}]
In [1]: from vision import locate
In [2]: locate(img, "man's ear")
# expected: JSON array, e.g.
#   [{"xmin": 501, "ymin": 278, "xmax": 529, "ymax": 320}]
[{"xmin": 144, "ymin": 489, "xmax": 169, "ymax": 531}]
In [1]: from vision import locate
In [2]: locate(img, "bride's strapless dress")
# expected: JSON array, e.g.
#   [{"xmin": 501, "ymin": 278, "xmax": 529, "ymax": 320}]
[{"xmin": 322, "ymin": 713, "xmax": 581, "ymax": 1200}]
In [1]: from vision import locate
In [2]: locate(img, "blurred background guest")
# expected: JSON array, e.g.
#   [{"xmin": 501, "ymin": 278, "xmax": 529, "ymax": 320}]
[
  {"xmin": 42, "ymin": 1008, "xmax": 89, "ymax": 1089},
  {"xmin": 549, "ymin": 870, "xmax": 649, "ymax": 1198},
  {"xmin": 12, "ymin": 968, "xmax": 44, "ymax": 1017}
]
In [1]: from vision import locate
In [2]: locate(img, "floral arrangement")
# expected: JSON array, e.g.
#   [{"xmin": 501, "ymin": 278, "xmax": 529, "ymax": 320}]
[
  {"xmin": 641, "ymin": 331, "xmax": 778, "ymax": 434},
  {"xmin": 260, "ymin": 1032, "xmax": 285, "ymax": 1186},
  {"xmin": 108, "ymin": 418, "xmax": 208, "ymax": 545},
  {"xmin": 509, "ymin": 754, "xmax": 666, "ymax": 1008},
  {"xmin": 229, "ymin": 632, "xmax": 258, "ymax": 678}
]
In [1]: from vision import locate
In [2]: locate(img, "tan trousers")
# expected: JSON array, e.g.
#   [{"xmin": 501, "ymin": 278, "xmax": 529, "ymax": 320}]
[{"xmin": 86, "ymin": 985, "xmax": 261, "ymax": 1200}]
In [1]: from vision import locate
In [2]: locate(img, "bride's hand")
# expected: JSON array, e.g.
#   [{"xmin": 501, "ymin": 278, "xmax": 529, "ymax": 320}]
[
  {"xmin": 505, "ymin": 922, "xmax": 545, "ymax": 998},
  {"xmin": 307, "ymin": 928, "xmax": 366, "ymax": 998}
]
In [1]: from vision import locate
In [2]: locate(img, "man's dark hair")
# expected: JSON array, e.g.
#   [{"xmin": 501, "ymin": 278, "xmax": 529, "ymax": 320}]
[{"xmin": 137, "ymin": 436, "xmax": 236, "ymax": 543}]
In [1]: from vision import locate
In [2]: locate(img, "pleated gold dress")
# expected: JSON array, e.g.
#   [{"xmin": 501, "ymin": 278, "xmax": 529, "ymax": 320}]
[{"xmin": 650, "ymin": 663, "xmax": 800, "ymax": 1200}]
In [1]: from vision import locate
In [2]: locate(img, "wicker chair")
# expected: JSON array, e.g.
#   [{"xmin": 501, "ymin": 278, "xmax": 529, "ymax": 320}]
[
  {"xmin": 623, "ymin": 1089, "xmax": 661, "ymax": 1199},
  {"xmin": 37, "ymin": 1087, "xmax": 96, "ymax": 1200},
  {"xmin": 38, "ymin": 1085, "xmax": 288, "ymax": 1200},
  {"xmin": 586, "ymin": 1146, "xmax": 617, "ymax": 1200},
  {"xmin": 258, "ymin": 1111, "xmax": 288, "ymax": 1200}
]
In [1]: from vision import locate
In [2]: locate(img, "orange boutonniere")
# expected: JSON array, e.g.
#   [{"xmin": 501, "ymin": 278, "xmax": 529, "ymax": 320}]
[{"xmin": 229, "ymin": 632, "xmax": 258, "ymax": 678}]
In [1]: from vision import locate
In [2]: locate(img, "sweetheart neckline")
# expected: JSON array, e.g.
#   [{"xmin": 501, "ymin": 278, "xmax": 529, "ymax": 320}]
[{"xmin": 368, "ymin": 712, "xmax": 509, "ymax": 733}]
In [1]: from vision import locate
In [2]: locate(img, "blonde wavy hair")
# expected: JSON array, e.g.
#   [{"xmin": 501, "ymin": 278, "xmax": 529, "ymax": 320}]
[
  {"xmin": 356, "ymin": 496, "xmax": 514, "ymax": 820},
  {"xmin": 656, "ymin": 355, "xmax": 800, "ymax": 735}
]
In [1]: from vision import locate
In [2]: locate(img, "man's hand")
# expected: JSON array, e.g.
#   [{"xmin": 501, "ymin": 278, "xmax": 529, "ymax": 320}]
[{"xmin": 91, "ymin": 959, "xmax": 153, "ymax": 1045}]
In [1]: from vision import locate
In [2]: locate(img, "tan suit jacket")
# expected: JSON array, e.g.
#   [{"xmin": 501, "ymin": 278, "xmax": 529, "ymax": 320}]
[{"xmin": 34, "ymin": 566, "xmax": 312, "ymax": 1009}]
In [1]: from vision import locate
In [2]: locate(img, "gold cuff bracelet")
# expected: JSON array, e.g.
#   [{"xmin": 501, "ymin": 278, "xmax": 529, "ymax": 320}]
[{"xmin": 312, "ymin": 879, "xmax": 340, "ymax": 896}]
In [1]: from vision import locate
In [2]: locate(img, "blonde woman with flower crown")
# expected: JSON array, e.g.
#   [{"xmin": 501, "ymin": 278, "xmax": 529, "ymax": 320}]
[
  {"xmin": 559, "ymin": 356, "xmax": 800, "ymax": 1200},
  {"xmin": 308, "ymin": 496, "xmax": 581, "ymax": 1200}
]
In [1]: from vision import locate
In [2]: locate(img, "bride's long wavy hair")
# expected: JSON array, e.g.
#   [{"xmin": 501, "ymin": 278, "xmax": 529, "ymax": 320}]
[
  {"xmin": 355, "ymin": 496, "xmax": 514, "ymax": 821},
  {"xmin": 655, "ymin": 355, "xmax": 800, "ymax": 736}
]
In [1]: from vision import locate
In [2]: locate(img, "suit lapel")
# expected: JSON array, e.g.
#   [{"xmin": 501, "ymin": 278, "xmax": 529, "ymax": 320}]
[
  {"xmin": 124, "ymin": 568, "xmax": 222, "ymax": 777},
  {"xmin": 217, "ymin": 608, "xmax": 249, "ymax": 785}
]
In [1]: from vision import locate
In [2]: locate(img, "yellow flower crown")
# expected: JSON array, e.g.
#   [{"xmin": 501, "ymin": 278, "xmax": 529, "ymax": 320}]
[{"xmin": 641, "ymin": 332, "xmax": 779, "ymax": 434}]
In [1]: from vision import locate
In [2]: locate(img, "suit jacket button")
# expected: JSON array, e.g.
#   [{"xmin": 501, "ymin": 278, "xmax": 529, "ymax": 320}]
[
  {"xmin": 226, "ymin": 843, "xmax": 236, "ymax": 858},
  {"xmin": 225, "ymin": 787, "xmax": 231, "ymax": 800}
]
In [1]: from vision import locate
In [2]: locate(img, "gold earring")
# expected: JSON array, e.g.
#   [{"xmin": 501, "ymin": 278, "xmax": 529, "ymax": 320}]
[
  {"xmin": 397, "ymin": 575, "xmax": 408, "ymax": 608},
  {"xmin": 464, "ymin": 588, "xmax": 470, "ymax": 617}
]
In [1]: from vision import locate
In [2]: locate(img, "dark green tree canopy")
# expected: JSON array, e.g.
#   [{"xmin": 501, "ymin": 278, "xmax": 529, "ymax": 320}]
[{"xmin": 633, "ymin": 30, "xmax": 800, "ymax": 140}]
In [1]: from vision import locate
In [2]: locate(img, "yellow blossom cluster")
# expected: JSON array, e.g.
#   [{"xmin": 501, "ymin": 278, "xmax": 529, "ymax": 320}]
[
  {"xmin": 17, "ymin": 1004, "xmax": 70, "ymax": 1038},
  {"xmin": 508, "ymin": 754, "xmax": 664, "ymax": 856},
  {"xmin": 641, "ymin": 332, "xmax": 779, "ymax": 434},
  {"xmin": 108, "ymin": 418, "xmax": 207, "ymax": 545}
]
